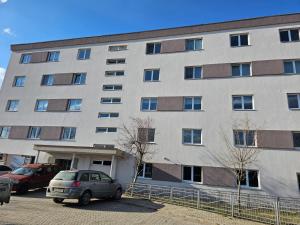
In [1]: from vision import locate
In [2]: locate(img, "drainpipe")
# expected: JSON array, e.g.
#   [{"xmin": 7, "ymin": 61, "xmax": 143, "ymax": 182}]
[
  {"xmin": 110, "ymin": 155, "xmax": 115, "ymax": 178},
  {"xmin": 70, "ymin": 153, "xmax": 76, "ymax": 169},
  {"xmin": 35, "ymin": 150, "xmax": 40, "ymax": 163}
]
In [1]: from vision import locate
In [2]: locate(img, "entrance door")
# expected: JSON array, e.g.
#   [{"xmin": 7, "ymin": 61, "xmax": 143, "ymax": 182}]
[{"xmin": 55, "ymin": 159, "xmax": 71, "ymax": 170}]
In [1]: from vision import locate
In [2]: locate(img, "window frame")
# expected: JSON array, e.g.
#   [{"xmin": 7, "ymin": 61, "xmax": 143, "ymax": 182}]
[
  {"xmin": 231, "ymin": 63, "xmax": 252, "ymax": 77},
  {"xmin": 183, "ymin": 96, "xmax": 202, "ymax": 111},
  {"xmin": 41, "ymin": 74, "xmax": 54, "ymax": 86},
  {"xmin": 77, "ymin": 48, "xmax": 91, "ymax": 60},
  {"xmin": 146, "ymin": 42, "xmax": 161, "ymax": 55},
  {"xmin": 182, "ymin": 129, "xmax": 202, "ymax": 145},
  {"xmin": 35, "ymin": 99, "xmax": 49, "ymax": 112},
  {"xmin": 102, "ymin": 84, "xmax": 123, "ymax": 91},
  {"xmin": 239, "ymin": 169, "xmax": 260, "ymax": 189},
  {"xmin": 100, "ymin": 98, "xmax": 121, "ymax": 104},
  {"xmin": 6, "ymin": 100, "xmax": 19, "ymax": 112},
  {"xmin": 72, "ymin": 73, "xmax": 86, "ymax": 85},
  {"xmin": 137, "ymin": 163, "xmax": 152, "ymax": 179},
  {"xmin": 106, "ymin": 58, "xmax": 126, "ymax": 65},
  {"xmin": 185, "ymin": 39, "xmax": 203, "ymax": 51},
  {"xmin": 95, "ymin": 127, "xmax": 118, "ymax": 133},
  {"xmin": 47, "ymin": 51, "xmax": 60, "ymax": 62},
  {"xmin": 233, "ymin": 130, "xmax": 257, "ymax": 147},
  {"xmin": 141, "ymin": 97, "xmax": 158, "ymax": 111},
  {"xmin": 230, "ymin": 33, "xmax": 250, "ymax": 47},
  {"xmin": 0, "ymin": 127, "xmax": 11, "ymax": 139},
  {"xmin": 108, "ymin": 45, "xmax": 127, "ymax": 51},
  {"xmin": 61, "ymin": 127, "xmax": 76, "ymax": 141},
  {"xmin": 20, "ymin": 54, "xmax": 32, "ymax": 64},
  {"xmin": 144, "ymin": 69, "xmax": 160, "ymax": 82},
  {"xmin": 280, "ymin": 29, "xmax": 300, "ymax": 42},
  {"xmin": 105, "ymin": 70, "xmax": 125, "ymax": 76},
  {"xmin": 232, "ymin": 95, "xmax": 254, "ymax": 110},
  {"xmin": 182, "ymin": 165, "xmax": 203, "ymax": 183},
  {"xmin": 67, "ymin": 99, "xmax": 82, "ymax": 112},
  {"xmin": 184, "ymin": 66, "xmax": 202, "ymax": 80},
  {"xmin": 287, "ymin": 93, "xmax": 300, "ymax": 110},
  {"xmin": 13, "ymin": 76, "xmax": 26, "ymax": 87},
  {"xmin": 292, "ymin": 132, "xmax": 300, "ymax": 148},
  {"xmin": 98, "ymin": 112, "xmax": 119, "ymax": 118},
  {"xmin": 284, "ymin": 60, "xmax": 300, "ymax": 74},
  {"xmin": 27, "ymin": 126, "xmax": 42, "ymax": 140}
]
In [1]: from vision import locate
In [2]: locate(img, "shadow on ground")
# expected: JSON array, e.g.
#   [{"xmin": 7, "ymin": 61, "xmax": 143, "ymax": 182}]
[{"xmin": 11, "ymin": 188, "xmax": 47, "ymax": 198}]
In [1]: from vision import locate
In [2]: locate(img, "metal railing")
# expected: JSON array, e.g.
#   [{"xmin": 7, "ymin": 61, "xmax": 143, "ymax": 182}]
[{"xmin": 125, "ymin": 183, "xmax": 300, "ymax": 225}]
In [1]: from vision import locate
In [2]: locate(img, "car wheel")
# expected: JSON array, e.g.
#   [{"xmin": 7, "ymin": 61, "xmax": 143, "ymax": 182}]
[
  {"xmin": 114, "ymin": 188, "xmax": 122, "ymax": 200},
  {"xmin": 78, "ymin": 191, "xmax": 91, "ymax": 206},
  {"xmin": 53, "ymin": 198, "xmax": 64, "ymax": 204},
  {"xmin": 16, "ymin": 184, "xmax": 29, "ymax": 195}
]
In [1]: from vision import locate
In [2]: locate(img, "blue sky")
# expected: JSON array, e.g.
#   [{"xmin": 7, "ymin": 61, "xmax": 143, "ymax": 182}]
[{"xmin": 0, "ymin": 0, "xmax": 299, "ymax": 85}]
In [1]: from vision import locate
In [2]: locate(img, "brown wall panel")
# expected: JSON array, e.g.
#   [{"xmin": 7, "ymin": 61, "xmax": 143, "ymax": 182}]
[
  {"xmin": 8, "ymin": 126, "xmax": 30, "ymax": 139},
  {"xmin": 47, "ymin": 99, "xmax": 68, "ymax": 112},
  {"xmin": 252, "ymin": 60, "xmax": 284, "ymax": 76},
  {"xmin": 53, "ymin": 73, "xmax": 74, "ymax": 85},
  {"xmin": 40, "ymin": 127, "xmax": 62, "ymax": 140},
  {"xmin": 157, "ymin": 97, "xmax": 184, "ymax": 111},
  {"xmin": 30, "ymin": 52, "xmax": 48, "ymax": 63},
  {"xmin": 202, "ymin": 167, "xmax": 236, "ymax": 187},
  {"xmin": 152, "ymin": 163, "xmax": 182, "ymax": 182},
  {"xmin": 257, "ymin": 130, "xmax": 294, "ymax": 149},
  {"xmin": 202, "ymin": 63, "xmax": 231, "ymax": 78},
  {"xmin": 161, "ymin": 39, "xmax": 186, "ymax": 53}
]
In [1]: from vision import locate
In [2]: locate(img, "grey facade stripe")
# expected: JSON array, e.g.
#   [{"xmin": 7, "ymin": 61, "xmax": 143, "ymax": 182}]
[
  {"xmin": 53, "ymin": 73, "xmax": 74, "ymax": 85},
  {"xmin": 157, "ymin": 96, "xmax": 184, "ymax": 111},
  {"xmin": 161, "ymin": 39, "xmax": 186, "ymax": 53},
  {"xmin": 30, "ymin": 52, "xmax": 48, "ymax": 63},
  {"xmin": 202, "ymin": 63, "xmax": 232, "ymax": 78},
  {"xmin": 202, "ymin": 167, "xmax": 236, "ymax": 187},
  {"xmin": 257, "ymin": 130, "xmax": 294, "ymax": 149},
  {"xmin": 11, "ymin": 13, "xmax": 300, "ymax": 52},
  {"xmin": 152, "ymin": 163, "xmax": 182, "ymax": 182},
  {"xmin": 8, "ymin": 126, "xmax": 30, "ymax": 139},
  {"xmin": 40, "ymin": 127, "xmax": 62, "ymax": 140},
  {"xmin": 252, "ymin": 60, "xmax": 284, "ymax": 76},
  {"xmin": 47, "ymin": 99, "xmax": 68, "ymax": 112}
]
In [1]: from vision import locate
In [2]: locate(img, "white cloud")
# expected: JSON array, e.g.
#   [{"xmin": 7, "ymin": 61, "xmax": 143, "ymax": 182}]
[
  {"xmin": 0, "ymin": 67, "xmax": 5, "ymax": 88},
  {"xmin": 0, "ymin": 0, "xmax": 8, "ymax": 4},
  {"xmin": 3, "ymin": 27, "xmax": 15, "ymax": 36}
]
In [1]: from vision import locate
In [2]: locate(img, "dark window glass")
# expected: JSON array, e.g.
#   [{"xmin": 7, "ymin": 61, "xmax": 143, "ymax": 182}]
[
  {"xmin": 103, "ymin": 161, "xmax": 112, "ymax": 166},
  {"xmin": 284, "ymin": 61, "xmax": 294, "ymax": 73},
  {"xmin": 144, "ymin": 70, "xmax": 152, "ymax": 81},
  {"xmin": 242, "ymin": 64, "xmax": 251, "ymax": 76},
  {"xmin": 246, "ymin": 131, "xmax": 255, "ymax": 146},
  {"xmin": 234, "ymin": 130, "xmax": 245, "ymax": 146},
  {"xmin": 152, "ymin": 70, "xmax": 160, "ymax": 80},
  {"xmin": 183, "ymin": 130, "xmax": 192, "ymax": 144},
  {"xmin": 184, "ymin": 67, "xmax": 194, "ymax": 79},
  {"xmin": 193, "ymin": 166, "xmax": 202, "ymax": 182},
  {"xmin": 183, "ymin": 166, "xmax": 192, "ymax": 181},
  {"xmin": 144, "ymin": 163, "xmax": 152, "ymax": 178},
  {"xmin": 73, "ymin": 73, "xmax": 86, "ymax": 85},
  {"xmin": 146, "ymin": 43, "xmax": 161, "ymax": 54},
  {"xmin": 193, "ymin": 130, "xmax": 202, "ymax": 144},
  {"xmin": 107, "ymin": 127, "xmax": 117, "ymax": 132},
  {"xmin": 288, "ymin": 95, "xmax": 299, "ymax": 109},
  {"xmin": 280, "ymin": 30, "xmax": 290, "ymax": 42},
  {"xmin": 230, "ymin": 35, "xmax": 239, "ymax": 47},
  {"xmin": 232, "ymin": 96, "xmax": 242, "ymax": 109},
  {"xmin": 14, "ymin": 76, "xmax": 25, "ymax": 87},
  {"xmin": 248, "ymin": 170, "xmax": 259, "ymax": 187},
  {"xmin": 232, "ymin": 65, "xmax": 241, "ymax": 76},
  {"xmin": 295, "ymin": 61, "xmax": 300, "ymax": 73},
  {"xmin": 238, "ymin": 170, "xmax": 247, "ymax": 186},
  {"xmin": 293, "ymin": 132, "xmax": 300, "ymax": 148},
  {"xmin": 194, "ymin": 97, "xmax": 201, "ymax": 110},
  {"xmin": 243, "ymin": 96, "xmax": 253, "ymax": 109},
  {"xmin": 41, "ymin": 75, "xmax": 54, "ymax": 86},
  {"xmin": 290, "ymin": 29, "xmax": 300, "ymax": 41},
  {"xmin": 147, "ymin": 129, "xmax": 155, "ymax": 142},
  {"xmin": 79, "ymin": 173, "xmax": 89, "ymax": 181},
  {"xmin": 77, "ymin": 49, "xmax": 90, "ymax": 60},
  {"xmin": 137, "ymin": 164, "xmax": 144, "ymax": 177},
  {"xmin": 240, "ymin": 34, "xmax": 249, "ymax": 46},
  {"xmin": 184, "ymin": 97, "xmax": 193, "ymax": 110},
  {"xmin": 297, "ymin": 174, "xmax": 300, "ymax": 190}
]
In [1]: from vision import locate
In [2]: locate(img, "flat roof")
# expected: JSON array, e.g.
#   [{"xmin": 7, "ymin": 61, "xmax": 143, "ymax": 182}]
[{"xmin": 11, "ymin": 13, "xmax": 300, "ymax": 52}]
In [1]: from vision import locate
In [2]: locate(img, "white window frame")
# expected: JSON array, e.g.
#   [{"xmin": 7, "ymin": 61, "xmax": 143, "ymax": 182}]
[
  {"xmin": 284, "ymin": 60, "xmax": 300, "ymax": 74},
  {"xmin": 144, "ymin": 69, "xmax": 160, "ymax": 82},
  {"xmin": 231, "ymin": 63, "xmax": 252, "ymax": 77},
  {"xmin": 13, "ymin": 76, "xmax": 26, "ymax": 87},
  {"xmin": 287, "ymin": 94, "xmax": 300, "ymax": 109},
  {"xmin": 96, "ymin": 127, "xmax": 117, "ymax": 133},
  {"xmin": 240, "ymin": 170, "xmax": 260, "ymax": 189},
  {"xmin": 141, "ymin": 97, "xmax": 157, "ymax": 111},
  {"xmin": 182, "ymin": 166, "xmax": 203, "ymax": 183},
  {"xmin": 47, "ymin": 51, "xmax": 60, "ymax": 62},
  {"xmin": 100, "ymin": 98, "xmax": 121, "ymax": 104},
  {"xmin": 67, "ymin": 99, "xmax": 82, "ymax": 111},
  {"xmin": 20, "ymin": 54, "xmax": 32, "ymax": 64},
  {"xmin": 146, "ymin": 42, "xmax": 161, "ymax": 54},
  {"xmin": 185, "ymin": 39, "xmax": 203, "ymax": 51},
  {"xmin": 137, "ymin": 163, "xmax": 152, "ymax": 179},
  {"xmin": 61, "ymin": 127, "xmax": 76, "ymax": 140},
  {"xmin": 98, "ymin": 112, "xmax": 119, "ymax": 118},
  {"xmin": 105, "ymin": 70, "xmax": 125, "ymax": 76},
  {"xmin": 72, "ymin": 73, "xmax": 86, "ymax": 85},
  {"xmin": 102, "ymin": 84, "xmax": 123, "ymax": 91},
  {"xmin": 41, "ymin": 74, "xmax": 54, "ymax": 86},
  {"xmin": 184, "ymin": 66, "xmax": 202, "ymax": 79},
  {"xmin": 232, "ymin": 95, "xmax": 254, "ymax": 110},
  {"xmin": 106, "ymin": 58, "xmax": 126, "ymax": 64},
  {"xmin": 0, "ymin": 127, "xmax": 11, "ymax": 139},
  {"xmin": 183, "ymin": 97, "xmax": 202, "ymax": 111},
  {"xmin": 35, "ymin": 100, "xmax": 48, "ymax": 112},
  {"xmin": 280, "ymin": 29, "xmax": 300, "ymax": 42},
  {"xmin": 108, "ymin": 45, "xmax": 127, "ymax": 51},
  {"xmin": 182, "ymin": 129, "xmax": 202, "ymax": 145},
  {"xmin": 28, "ymin": 127, "xmax": 41, "ymax": 139},
  {"xmin": 6, "ymin": 100, "xmax": 19, "ymax": 112},
  {"xmin": 230, "ymin": 33, "xmax": 249, "ymax": 47},
  {"xmin": 233, "ymin": 130, "xmax": 257, "ymax": 147},
  {"xmin": 77, "ymin": 48, "xmax": 91, "ymax": 60}
]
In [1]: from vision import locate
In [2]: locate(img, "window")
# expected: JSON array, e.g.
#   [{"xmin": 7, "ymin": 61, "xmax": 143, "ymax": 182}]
[
  {"xmin": 6, "ymin": 100, "xmax": 19, "ymax": 112},
  {"xmin": 0, "ymin": 127, "xmax": 11, "ymax": 138},
  {"xmin": 103, "ymin": 84, "xmax": 122, "ymax": 91},
  {"xmin": 79, "ymin": 173, "xmax": 90, "ymax": 181},
  {"xmin": 233, "ymin": 130, "xmax": 256, "ymax": 147},
  {"xmin": 138, "ymin": 128, "xmax": 155, "ymax": 143},
  {"xmin": 141, "ymin": 98, "xmax": 157, "ymax": 111},
  {"xmin": 105, "ymin": 70, "xmax": 125, "ymax": 76},
  {"xmin": 103, "ymin": 161, "xmax": 112, "ymax": 166},
  {"xmin": 146, "ymin": 42, "xmax": 161, "ymax": 54},
  {"xmin": 61, "ymin": 127, "xmax": 76, "ymax": 140},
  {"xmin": 137, "ymin": 163, "xmax": 152, "ymax": 178},
  {"xmin": 27, "ymin": 127, "xmax": 41, "ymax": 139},
  {"xmin": 67, "ymin": 99, "xmax": 82, "ymax": 111},
  {"xmin": 72, "ymin": 73, "xmax": 86, "ymax": 85},
  {"xmin": 108, "ymin": 45, "xmax": 127, "ymax": 51},
  {"xmin": 238, "ymin": 170, "xmax": 259, "ymax": 188},
  {"xmin": 98, "ymin": 112, "xmax": 119, "ymax": 118},
  {"xmin": 20, "ymin": 54, "xmax": 32, "ymax": 64},
  {"xmin": 90, "ymin": 173, "xmax": 101, "ymax": 181},
  {"xmin": 106, "ymin": 58, "xmax": 125, "ymax": 64},
  {"xmin": 184, "ymin": 97, "xmax": 201, "ymax": 111},
  {"xmin": 183, "ymin": 166, "xmax": 202, "ymax": 182},
  {"xmin": 100, "ymin": 98, "xmax": 121, "ymax": 104},
  {"xmin": 183, "ymin": 129, "xmax": 202, "ymax": 145},
  {"xmin": 284, "ymin": 60, "xmax": 300, "ymax": 74},
  {"xmin": 144, "ymin": 69, "xmax": 160, "ymax": 81},
  {"xmin": 280, "ymin": 29, "xmax": 299, "ymax": 42},
  {"xmin": 287, "ymin": 94, "xmax": 300, "ymax": 109},
  {"xmin": 96, "ymin": 127, "xmax": 117, "ymax": 133},
  {"xmin": 13, "ymin": 76, "xmax": 26, "ymax": 87},
  {"xmin": 185, "ymin": 39, "xmax": 202, "ymax": 51},
  {"xmin": 232, "ymin": 64, "xmax": 251, "ymax": 77},
  {"xmin": 47, "ymin": 51, "xmax": 60, "ymax": 62},
  {"xmin": 293, "ymin": 132, "xmax": 300, "ymax": 148},
  {"xmin": 297, "ymin": 173, "xmax": 300, "ymax": 191},
  {"xmin": 230, "ymin": 34, "xmax": 249, "ymax": 47},
  {"xmin": 184, "ymin": 66, "xmax": 202, "ymax": 79},
  {"xmin": 99, "ymin": 172, "xmax": 112, "ymax": 182},
  {"xmin": 41, "ymin": 75, "xmax": 54, "ymax": 86},
  {"xmin": 232, "ymin": 95, "xmax": 253, "ymax": 110},
  {"xmin": 35, "ymin": 100, "xmax": 48, "ymax": 111},
  {"xmin": 77, "ymin": 48, "xmax": 91, "ymax": 60}
]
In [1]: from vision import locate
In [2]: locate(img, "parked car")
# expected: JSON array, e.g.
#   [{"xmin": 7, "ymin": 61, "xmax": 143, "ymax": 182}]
[
  {"xmin": 46, "ymin": 170, "xmax": 122, "ymax": 206},
  {"xmin": 0, "ymin": 177, "xmax": 12, "ymax": 205},
  {"xmin": 0, "ymin": 165, "xmax": 12, "ymax": 176},
  {"xmin": 0, "ymin": 163, "xmax": 61, "ymax": 194}
]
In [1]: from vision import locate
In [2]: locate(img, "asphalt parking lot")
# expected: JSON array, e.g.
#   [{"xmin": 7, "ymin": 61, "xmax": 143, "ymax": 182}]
[{"xmin": 0, "ymin": 189, "xmax": 263, "ymax": 225}]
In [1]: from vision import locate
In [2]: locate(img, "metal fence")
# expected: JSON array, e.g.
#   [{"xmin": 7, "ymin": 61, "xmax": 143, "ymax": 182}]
[{"xmin": 125, "ymin": 183, "xmax": 300, "ymax": 225}]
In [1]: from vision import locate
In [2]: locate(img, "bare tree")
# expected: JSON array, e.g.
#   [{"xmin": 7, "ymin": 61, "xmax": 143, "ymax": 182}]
[
  {"xmin": 118, "ymin": 117, "xmax": 155, "ymax": 183},
  {"xmin": 218, "ymin": 117, "xmax": 261, "ymax": 209}
]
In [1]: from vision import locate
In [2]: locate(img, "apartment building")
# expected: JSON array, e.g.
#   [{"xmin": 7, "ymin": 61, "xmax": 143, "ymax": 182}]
[{"xmin": 0, "ymin": 13, "xmax": 300, "ymax": 197}]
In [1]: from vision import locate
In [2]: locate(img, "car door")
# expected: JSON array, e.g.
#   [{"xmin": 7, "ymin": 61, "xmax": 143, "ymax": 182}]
[
  {"xmin": 99, "ymin": 172, "xmax": 113, "ymax": 198},
  {"xmin": 90, "ymin": 173, "xmax": 101, "ymax": 198}
]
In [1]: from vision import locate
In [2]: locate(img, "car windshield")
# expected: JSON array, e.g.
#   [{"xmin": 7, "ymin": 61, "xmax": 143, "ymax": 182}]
[
  {"xmin": 53, "ymin": 171, "xmax": 78, "ymax": 181},
  {"xmin": 12, "ymin": 167, "xmax": 36, "ymax": 176}
]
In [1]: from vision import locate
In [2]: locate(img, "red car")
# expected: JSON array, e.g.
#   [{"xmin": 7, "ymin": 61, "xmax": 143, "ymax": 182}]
[{"xmin": 1, "ymin": 164, "xmax": 61, "ymax": 194}]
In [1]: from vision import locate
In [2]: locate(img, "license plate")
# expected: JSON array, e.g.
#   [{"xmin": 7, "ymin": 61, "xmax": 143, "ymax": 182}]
[
  {"xmin": 54, "ymin": 188, "xmax": 64, "ymax": 193},
  {"xmin": 0, "ymin": 188, "xmax": 6, "ymax": 192}
]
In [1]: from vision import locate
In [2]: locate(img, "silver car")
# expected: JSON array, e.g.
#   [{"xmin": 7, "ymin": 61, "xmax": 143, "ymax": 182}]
[
  {"xmin": 46, "ymin": 170, "xmax": 122, "ymax": 206},
  {"xmin": 0, "ymin": 177, "xmax": 12, "ymax": 205}
]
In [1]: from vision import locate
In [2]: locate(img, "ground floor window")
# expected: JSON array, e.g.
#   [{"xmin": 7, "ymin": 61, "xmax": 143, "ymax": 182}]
[
  {"xmin": 238, "ymin": 170, "xmax": 259, "ymax": 188},
  {"xmin": 297, "ymin": 173, "xmax": 300, "ymax": 191},
  {"xmin": 137, "ymin": 163, "xmax": 152, "ymax": 179},
  {"xmin": 182, "ymin": 166, "xmax": 202, "ymax": 183},
  {"xmin": 92, "ymin": 160, "xmax": 112, "ymax": 166}
]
